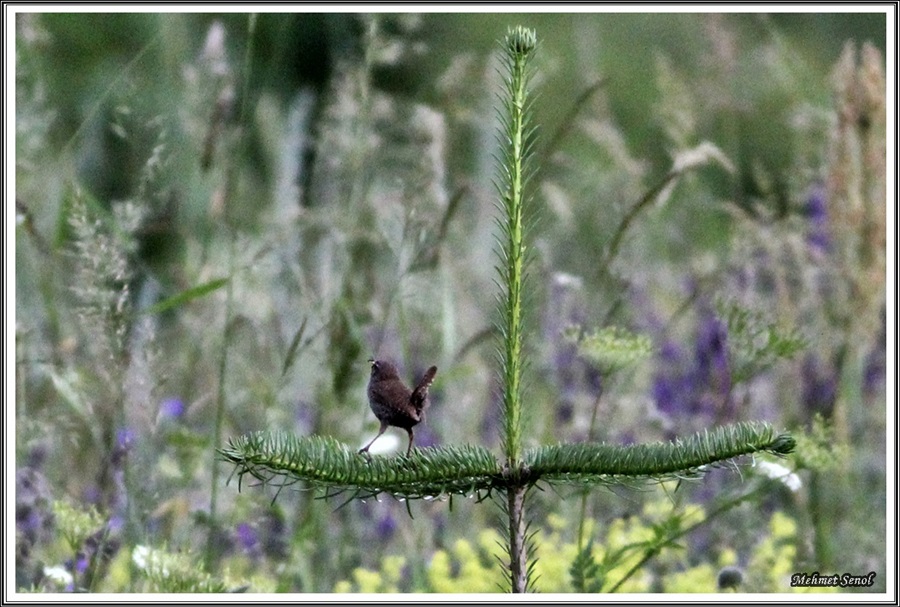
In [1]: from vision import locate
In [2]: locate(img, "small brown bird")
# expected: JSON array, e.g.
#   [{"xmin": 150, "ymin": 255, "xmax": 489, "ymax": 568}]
[{"xmin": 359, "ymin": 359, "xmax": 438, "ymax": 457}]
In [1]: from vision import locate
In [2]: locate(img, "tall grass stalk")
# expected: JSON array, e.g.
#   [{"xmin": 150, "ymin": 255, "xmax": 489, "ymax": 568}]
[{"xmin": 206, "ymin": 13, "xmax": 257, "ymax": 568}]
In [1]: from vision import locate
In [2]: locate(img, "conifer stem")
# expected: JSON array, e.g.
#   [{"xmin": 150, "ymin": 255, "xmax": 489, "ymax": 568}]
[
  {"xmin": 507, "ymin": 485, "xmax": 528, "ymax": 593},
  {"xmin": 497, "ymin": 26, "xmax": 537, "ymax": 592}
]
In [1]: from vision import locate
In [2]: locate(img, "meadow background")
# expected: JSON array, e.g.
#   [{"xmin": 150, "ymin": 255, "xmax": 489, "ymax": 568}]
[{"xmin": 14, "ymin": 11, "xmax": 888, "ymax": 593}]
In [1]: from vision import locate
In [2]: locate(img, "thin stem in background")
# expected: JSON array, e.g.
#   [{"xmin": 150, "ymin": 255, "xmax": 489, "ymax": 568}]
[
  {"xmin": 206, "ymin": 229, "xmax": 235, "ymax": 569},
  {"xmin": 206, "ymin": 13, "xmax": 257, "ymax": 568},
  {"xmin": 605, "ymin": 478, "xmax": 777, "ymax": 593},
  {"xmin": 537, "ymin": 78, "xmax": 607, "ymax": 182},
  {"xmin": 576, "ymin": 386, "xmax": 604, "ymax": 553}
]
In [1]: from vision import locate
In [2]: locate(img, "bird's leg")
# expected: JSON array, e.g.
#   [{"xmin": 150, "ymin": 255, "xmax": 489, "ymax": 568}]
[
  {"xmin": 405, "ymin": 428, "xmax": 415, "ymax": 457},
  {"xmin": 359, "ymin": 421, "xmax": 388, "ymax": 454}
]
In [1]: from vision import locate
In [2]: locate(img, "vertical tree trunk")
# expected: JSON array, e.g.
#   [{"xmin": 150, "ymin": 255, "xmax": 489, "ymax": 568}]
[{"xmin": 507, "ymin": 485, "xmax": 528, "ymax": 593}]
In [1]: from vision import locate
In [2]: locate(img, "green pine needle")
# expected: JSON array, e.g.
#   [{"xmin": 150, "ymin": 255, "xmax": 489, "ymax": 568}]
[
  {"xmin": 219, "ymin": 421, "xmax": 793, "ymax": 501},
  {"xmin": 219, "ymin": 432, "xmax": 501, "ymax": 501},
  {"xmin": 525, "ymin": 421, "xmax": 794, "ymax": 484}
]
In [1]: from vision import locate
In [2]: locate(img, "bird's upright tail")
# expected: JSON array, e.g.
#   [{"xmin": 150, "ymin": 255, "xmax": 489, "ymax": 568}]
[{"xmin": 410, "ymin": 366, "xmax": 438, "ymax": 415}]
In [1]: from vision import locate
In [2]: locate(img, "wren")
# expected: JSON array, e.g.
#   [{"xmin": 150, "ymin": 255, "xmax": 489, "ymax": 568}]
[{"xmin": 359, "ymin": 359, "xmax": 438, "ymax": 457}]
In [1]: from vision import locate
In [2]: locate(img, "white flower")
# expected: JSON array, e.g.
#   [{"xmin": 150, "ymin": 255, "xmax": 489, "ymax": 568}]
[
  {"xmin": 132, "ymin": 545, "xmax": 151, "ymax": 569},
  {"xmin": 132, "ymin": 545, "xmax": 170, "ymax": 576},
  {"xmin": 552, "ymin": 272, "xmax": 583, "ymax": 289},
  {"xmin": 755, "ymin": 460, "xmax": 802, "ymax": 492},
  {"xmin": 43, "ymin": 565, "xmax": 73, "ymax": 587}
]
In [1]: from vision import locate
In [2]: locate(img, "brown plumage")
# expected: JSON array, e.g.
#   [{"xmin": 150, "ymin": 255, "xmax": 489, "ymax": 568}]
[{"xmin": 359, "ymin": 359, "xmax": 438, "ymax": 457}]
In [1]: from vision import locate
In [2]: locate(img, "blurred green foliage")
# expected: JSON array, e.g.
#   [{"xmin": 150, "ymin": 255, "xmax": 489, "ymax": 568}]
[
  {"xmin": 332, "ymin": 493, "xmax": 832, "ymax": 593},
  {"xmin": 15, "ymin": 10, "xmax": 886, "ymax": 594}
]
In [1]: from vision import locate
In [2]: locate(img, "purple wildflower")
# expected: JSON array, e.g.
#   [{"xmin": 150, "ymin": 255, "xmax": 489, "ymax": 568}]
[
  {"xmin": 111, "ymin": 427, "xmax": 135, "ymax": 470},
  {"xmin": 652, "ymin": 308, "xmax": 733, "ymax": 425},
  {"xmin": 25, "ymin": 445, "xmax": 47, "ymax": 469},
  {"xmin": 106, "ymin": 513, "xmax": 124, "ymax": 533},
  {"xmin": 800, "ymin": 354, "xmax": 837, "ymax": 417},
  {"xmin": 74, "ymin": 555, "xmax": 89, "ymax": 575},
  {"xmin": 259, "ymin": 510, "xmax": 288, "ymax": 560},
  {"xmin": 159, "ymin": 397, "xmax": 185, "ymax": 420},
  {"xmin": 376, "ymin": 513, "xmax": 397, "ymax": 541},
  {"xmin": 16, "ymin": 467, "xmax": 53, "ymax": 558},
  {"xmin": 585, "ymin": 366, "xmax": 603, "ymax": 398},
  {"xmin": 694, "ymin": 311, "xmax": 732, "ymax": 414},
  {"xmin": 653, "ymin": 340, "xmax": 692, "ymax": 417},
  {"xmin": 803, "ymin": 184, "xmax": 830, "ymax": 256},
  {"xmin": 863, "ymin": 316, "xmax": 886, "ymax": 399},
  {"xmin": 115, "ymin": 427, "xmax": 135, "ymax": 451},
  {"xmin": 864, "ymin": 347, "xmax": 886, "ymax": 398},
  {"xmin": 235, "ymin": 522, "xmax": 261, "ymax": 558}
]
